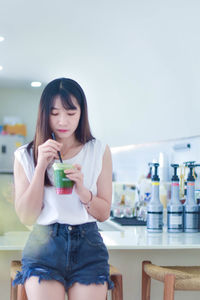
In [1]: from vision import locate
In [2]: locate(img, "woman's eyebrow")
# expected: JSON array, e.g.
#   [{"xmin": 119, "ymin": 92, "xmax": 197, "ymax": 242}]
[
  {"xmin": 68, "ymin": 107, "xmax": 77, "ymax": 110},
  {"xmin": 50, "ymin": 106, "xmax": 78, "ymax": 110}
]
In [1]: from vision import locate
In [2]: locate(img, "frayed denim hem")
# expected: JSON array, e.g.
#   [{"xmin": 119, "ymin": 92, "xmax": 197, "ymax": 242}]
[
  {"xmin": 12, "ymin": 267, "xmax": 67, "ymax": 291},
  {"xmin": 66, "ymin": 274, "xmax": 114, "ymax": 291}
]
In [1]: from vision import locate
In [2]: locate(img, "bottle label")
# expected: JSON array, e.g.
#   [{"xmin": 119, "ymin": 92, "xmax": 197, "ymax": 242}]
[
  {"xmin": 172, "ymin": 183, "xmax": 179, "ymax": 187},
  {"xmin": 147, "ymin": 211, "xmax": 163, "ymax": 230},
  {"xmin": 144, "ymin": 192, "xmax": 151, "ymax": 203},
  {"xmin": 184, "ymin": 212, "xmax": 198, "ymax": 229},
  {"xmin": 167, "ymin": 212, "xmax": 183, "ymax": 229}
]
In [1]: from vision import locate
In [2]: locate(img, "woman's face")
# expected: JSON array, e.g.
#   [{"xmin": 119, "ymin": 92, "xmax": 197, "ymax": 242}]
[{"xmin": 49, "ymin": 95, "xmax": 81, "ymax": 140}]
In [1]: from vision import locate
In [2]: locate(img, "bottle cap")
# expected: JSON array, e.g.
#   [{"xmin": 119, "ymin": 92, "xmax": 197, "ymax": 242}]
[
  {"xmin": 149, "ymin": 163, "xmax": 160, "ymax": 182},
  {"xmin": 171, "ymin": 164, "xmax": 179, "ymax": 182}
]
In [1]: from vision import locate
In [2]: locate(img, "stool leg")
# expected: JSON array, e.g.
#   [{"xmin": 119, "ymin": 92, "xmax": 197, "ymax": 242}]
[
  {"xmin": 17, "ymin": 284, "xmax": 28, "ymax": 300},
  {"xmin": 142, "ymin": 261, "xmax": 152, "ymax": 300},
  {"xmin": 164, "ymin": 274, "xmax": 175, "ymax": 300},
  {"xmin": 110, "ymin": 273, "xmax": 123, "ymax": 300},
  {"xmin": 10, "ymin": 279, "xmax": 17, "ymax": 300}
]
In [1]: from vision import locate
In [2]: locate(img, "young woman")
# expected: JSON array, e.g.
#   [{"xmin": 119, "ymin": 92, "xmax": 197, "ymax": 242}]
[{"xmin": 13, "ymin": 78, "xmax": 114, "ymax": 300}]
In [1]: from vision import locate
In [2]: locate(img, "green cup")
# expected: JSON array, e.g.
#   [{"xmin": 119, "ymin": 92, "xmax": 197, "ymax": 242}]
[{"xmin": 52, "ymin": 163, "xmax": 75, "ymax": 195}]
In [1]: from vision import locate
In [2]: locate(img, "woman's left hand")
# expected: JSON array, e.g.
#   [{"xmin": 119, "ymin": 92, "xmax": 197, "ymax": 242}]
[{"xmin": 64, "ymin": 164, "xmax": 84, "ymax": 196}]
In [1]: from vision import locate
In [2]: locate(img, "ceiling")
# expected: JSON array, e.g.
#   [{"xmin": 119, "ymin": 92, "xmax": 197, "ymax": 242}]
[
  {"xmin": 1, "ymin": 0, "xmax": 200, "ymax": 94},
  {"xmin": 0, "ymin": 0, "xmax": 130, "ymax": 88}
]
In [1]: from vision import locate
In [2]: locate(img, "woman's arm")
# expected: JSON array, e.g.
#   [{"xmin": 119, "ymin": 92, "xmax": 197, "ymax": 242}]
[
  {"xmin": 67, "ymin": 145, "xmax": 112, "ymax": 222},
  {"xmin": 14, "ymin": 159, "xmax": 46, "ymax": 225},
  {"xmin": 14, "ymin": 140, "xmax": 62, "ymax": 225},
  {"xmin": 87, "ymin": 145, "xmax": 112, "ymax": 221}
]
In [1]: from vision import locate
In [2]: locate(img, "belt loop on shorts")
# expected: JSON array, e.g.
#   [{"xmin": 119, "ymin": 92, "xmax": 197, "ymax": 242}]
[{"xmin": 52, "ymin": 223, "xmax": 59, "ymax": 237}]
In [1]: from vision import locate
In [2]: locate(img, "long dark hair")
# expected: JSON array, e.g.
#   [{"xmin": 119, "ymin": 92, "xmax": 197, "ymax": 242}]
[{"xmin": 28, "ymin": 78, "xmax": 95, "ymax": 186}]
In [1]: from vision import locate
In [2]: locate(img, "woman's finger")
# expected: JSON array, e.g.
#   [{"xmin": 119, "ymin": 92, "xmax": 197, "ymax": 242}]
[
  {"xmin": 66, "ymin": 173, "xmax": 83, "ymax": 182},
  {"xmin": 41, "ymin": 142, "xmax": 62, "ymax": 152},
  {"xmin": 73, "ymin": 164, "xmax": 82, "ymax": 171},
  {"xmin": 64, "ymin": 168, "xmax": 79, "ymax": 175}
]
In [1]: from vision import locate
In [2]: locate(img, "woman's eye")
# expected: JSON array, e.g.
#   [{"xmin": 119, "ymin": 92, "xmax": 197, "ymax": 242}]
[
  {"xmin": 51, "ymin": 112, "xmax": 58, "ymax": 116},
  {"xmin": 68, "ymin": 113, "xmax": 76, "ymax": 116}
]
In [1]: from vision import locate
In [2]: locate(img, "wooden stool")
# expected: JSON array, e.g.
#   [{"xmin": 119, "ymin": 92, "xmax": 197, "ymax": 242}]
[
  {"xmin": 10, "ymin": 260, "xmax": 123, "ymax": 300},
  {"xmin": 142, "ymin": 260, "xmax": 200, "ymax": 300}
]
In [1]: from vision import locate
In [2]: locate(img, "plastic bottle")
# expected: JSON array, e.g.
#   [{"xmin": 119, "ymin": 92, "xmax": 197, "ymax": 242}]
[
  {"xmin": 167, "ymin": 164, "xmax": 183, "ymax": 233},
  {"xmin": 147, "ymin": 163, "xmax": 163, "ymax": 233},
  {"xmin": 124, "ymin": 185, "xmax": 135, "ymax": 218},
  {"xmin": 183, "ymin": 162, "xmax": 199, "ymax": 233},
  {"xmin": 195, "ymin": 169, "xmax": 200, "ymax": 232},
  {"xmin": 144, "ymin": 165, "xmax": 152, "ymax": 204}
]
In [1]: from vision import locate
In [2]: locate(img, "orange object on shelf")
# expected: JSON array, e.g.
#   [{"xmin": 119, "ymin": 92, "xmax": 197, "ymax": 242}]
[{"xmin": 3, "ymin": 124, "xmax": 27, "ymax": 136}]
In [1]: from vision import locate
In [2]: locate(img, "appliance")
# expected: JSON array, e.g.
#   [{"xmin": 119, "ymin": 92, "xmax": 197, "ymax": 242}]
[{"xmin": 0, "ymin": 135, "xmax": 25, "ymax": 173}]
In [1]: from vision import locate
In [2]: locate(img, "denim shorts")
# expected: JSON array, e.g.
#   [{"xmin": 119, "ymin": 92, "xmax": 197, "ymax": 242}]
[{"xmin": 13, "ymin": 222, "xmax": 114, "ymax": 292}]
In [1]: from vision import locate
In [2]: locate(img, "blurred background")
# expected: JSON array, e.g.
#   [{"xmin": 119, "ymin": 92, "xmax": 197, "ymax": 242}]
[{"xmin": 0, "ymin": 0, "xmax": 200, "ymax": 147}]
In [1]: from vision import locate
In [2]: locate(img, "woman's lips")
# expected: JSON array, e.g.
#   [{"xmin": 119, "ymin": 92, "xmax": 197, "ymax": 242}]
[{"xmin": 58, "ymin": 129, "xmax": 69, "ymax": 133}]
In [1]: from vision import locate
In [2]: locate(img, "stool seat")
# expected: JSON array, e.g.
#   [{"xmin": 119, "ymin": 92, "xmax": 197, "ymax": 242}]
[
  {"xmin": 144, "ymin": 263, "xmax": 200, "ymax": 290},
  {"xmin": 10, "ymin": 260, "xmax": 123, "ymax": 300},
  {"xmin": 142, "ymin": 260, "xmax": 200, "ymax": 300}
]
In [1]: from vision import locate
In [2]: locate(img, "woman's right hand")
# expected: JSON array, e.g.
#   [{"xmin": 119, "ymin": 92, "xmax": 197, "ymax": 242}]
[{"xmin": 37, "ymin": 139, "xmax": 63, "ymax": 170}]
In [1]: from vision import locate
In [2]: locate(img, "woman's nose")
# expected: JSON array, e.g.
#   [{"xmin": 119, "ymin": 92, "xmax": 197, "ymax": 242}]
[{"xmin": 58, "ymin": 114, "xmax": 69, "ymax": 125}]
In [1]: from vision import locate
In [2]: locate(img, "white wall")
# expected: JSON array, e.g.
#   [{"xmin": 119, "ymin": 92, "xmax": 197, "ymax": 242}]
[
  {"xmin": 82, "ymin": 0, "xmax": 200, "ymax": 147},
  {"xmin": 1, "ymin": 1, "xmax": 200, "ymax": 146}
]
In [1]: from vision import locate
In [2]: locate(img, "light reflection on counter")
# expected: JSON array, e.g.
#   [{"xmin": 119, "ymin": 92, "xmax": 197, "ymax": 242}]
[{"xmin": 100, "ymin": 227, "xmax": 200, "ymax": 250}]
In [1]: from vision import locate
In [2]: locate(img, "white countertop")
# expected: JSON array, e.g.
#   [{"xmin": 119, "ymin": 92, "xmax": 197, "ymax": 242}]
[
  {"xmin": 0, "ymin": 231, "xmax": 29, "ymax": 251},
  {"xmin": 1, "ymin": 225, "xmax": 200, "ymax": 251},
  {"xmin": 101, "ymin": 227, "xmax": 200, "ymax": 249}
]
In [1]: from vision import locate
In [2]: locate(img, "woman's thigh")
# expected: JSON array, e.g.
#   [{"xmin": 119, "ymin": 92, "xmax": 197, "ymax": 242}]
[
  {"xmin": 68, "ymin": 282, "xmax": 107, "ymax": 300},
  {"xmin": 25, "ymin": 276, "xmax": 66, "ymax": 300}
]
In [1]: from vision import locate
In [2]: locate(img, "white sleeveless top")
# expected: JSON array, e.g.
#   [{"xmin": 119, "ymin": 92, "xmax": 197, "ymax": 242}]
[{"xmin": 14, "ymin": 139, "xmax": 106, "ymax": 225}]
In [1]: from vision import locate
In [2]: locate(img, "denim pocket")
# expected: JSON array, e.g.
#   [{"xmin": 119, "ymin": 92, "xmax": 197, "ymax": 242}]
[
  {"xmin": 23, "ymin": 227, "xmax": 52, "ymax": 259},
  {"xmin": 84, "ymin": 229, "xmax": 104, "ymax": 247}
]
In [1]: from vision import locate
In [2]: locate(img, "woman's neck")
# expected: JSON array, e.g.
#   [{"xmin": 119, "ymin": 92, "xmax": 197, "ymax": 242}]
[{"xmin": 57, "ymin": 135, "xmax": 82, "ymax": 155}]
